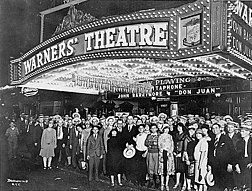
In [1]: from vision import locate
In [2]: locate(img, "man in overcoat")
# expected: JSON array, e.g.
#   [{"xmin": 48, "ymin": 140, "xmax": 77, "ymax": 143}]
[
  {"xmin": 208, "ymin": 123, "xmax": 238, "ymax": 190},
  {"xmin": 121, "ymin": 115, "xmax": 138, "ymax": 184},
  {"xmin": 226, "ymin": 121, "xmax": 242, "ymax": 188},
  {"xmin": 70, "ymin": 119, "xmax": 82, "ymax": 168}
]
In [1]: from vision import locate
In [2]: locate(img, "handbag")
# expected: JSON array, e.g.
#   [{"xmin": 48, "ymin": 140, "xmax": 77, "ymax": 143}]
[{"xmin": 142, "ymin": 150, "xmax": 148, "ymax": 158}]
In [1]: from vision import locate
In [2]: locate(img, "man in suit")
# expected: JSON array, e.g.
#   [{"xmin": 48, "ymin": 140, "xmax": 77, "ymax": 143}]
[
  {"xmin": 53, "ymin": 119, "xmax": 67, "ymax": 168},
  {"xmin": 226, "ymin": 121, "xmax": 242, "ymax": 188},
  {"xmin": 70, "ymin": 119, "xmax": 82, "ymax": 168},
  {"xmin": 16, "ymin": 113, "xmax": 26, "ymax": 135},
  {"xmin": 32, "ymin": 116, "xmax": 44, "ymax": 162},
  {"xmin": 25, "ymin": 116, "xmax": 36, "ymax": 158},
  {"xmin": 98, "ymin": 117, "xmax": 109, "ymax": 176},
  {"xmin": 87, "ymin": 125, "xmax": 104, "ymax": 182},
  {"xmin": 121, "ymin": 115, "xmax": 138, "ymax": 184},
  {"xmin": 208, "ymin": 123, "xmax": 238, "ymax": 191},
  {"xmin": 237, "ymin": 124, "xmax": 252, "ymax": 189}
]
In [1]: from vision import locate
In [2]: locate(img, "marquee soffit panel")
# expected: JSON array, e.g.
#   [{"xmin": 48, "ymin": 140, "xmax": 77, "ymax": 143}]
[{"xmin": 10, "ymin": 0, "xmax": 252, "ymax": 95}]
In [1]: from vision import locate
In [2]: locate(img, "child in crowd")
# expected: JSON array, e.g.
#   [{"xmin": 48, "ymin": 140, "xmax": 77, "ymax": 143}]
[
  {"xmin": 145, "ymin": 124, "xmax": 160, "ymax": 189},
  {"xmin": 5, "ymin": 121, "xmax": 19, "ymax": 159}
]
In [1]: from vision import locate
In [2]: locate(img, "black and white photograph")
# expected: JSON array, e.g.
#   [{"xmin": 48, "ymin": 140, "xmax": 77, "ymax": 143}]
[{"xmin": 0, "ymin": 0, "xmax": 251, "ymax": 191}]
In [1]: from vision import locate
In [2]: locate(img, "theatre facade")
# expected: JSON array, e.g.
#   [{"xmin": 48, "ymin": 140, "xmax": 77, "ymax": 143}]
[{"xmin": 9, "ymin": 0, "xmax": 252, "ymax": 118}]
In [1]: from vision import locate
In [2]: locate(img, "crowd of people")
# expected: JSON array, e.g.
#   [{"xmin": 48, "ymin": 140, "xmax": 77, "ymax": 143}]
[{"xmin": 4, "ymin": 110, "xmax": 252, "ymax": 191}]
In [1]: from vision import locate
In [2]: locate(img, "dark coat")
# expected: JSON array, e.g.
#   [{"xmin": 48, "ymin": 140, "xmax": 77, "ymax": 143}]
[
  {"xmin": 121, "ymin": 124, "xmax": 138, "ymax": 147},
  {"xmin": 229, "ymin": 132, "xmax": 242, "ymax": 165},
  {"xmin": 70, "ymin": 127, "xmax": 81, "ymax": 152},
  {"xmin": 33, "ymin": 123, "xmax": 43, "ymax": 144},
  {"xmin": 16, "ymin": 118, "xmax": 26, "ymax": 134},
  {"xmin": 208, "ymin": 134, "xmax": 236, "ymax": 166},
  {"xmin": 106, "ymin": 133, "xmax": 124, "ymax": 175},
  {"xmin": 236, "ymin": 137, "xmax": 252, "ymax": 166},
  {"xmin": 86, "ymin": 134, "xmax": 104, "ymax": 157},
  {"xmin": 26, "ymin": 122, "xmax": 36, "ymax": 144},
  {"xmin": 229, "ymin": 132, "xmax": 242, "ymax": 151},
  {"xmin": 55, "ymin": 125, "xmax": 68, "ymax": 144}
]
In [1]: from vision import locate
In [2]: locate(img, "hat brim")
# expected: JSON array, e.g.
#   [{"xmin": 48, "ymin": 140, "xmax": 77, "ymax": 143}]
[
  {"xmin": 72, "ymin": 112, "xmax": 81, "ymax": 119},
  {"xmin": 72, "ymin": 118, "xmax": 81, "ymax": 123},
  {"xmin": 205, "ymin": 171, "xmax": 215, "ymax": 187},
  {"xmin": 158, "ymin": 113, "xmax": 167, "ymax": 119},
  {"xmin": 106, "ymin": 117, "xmax": 115, "ymax": 124},
  {"xmin": 123, "ymin": 147, "xmax": 136, "ymax": 159},
  {"xmin": 91, "ymin": 117, "xmax": 99, "ymax": 123}
]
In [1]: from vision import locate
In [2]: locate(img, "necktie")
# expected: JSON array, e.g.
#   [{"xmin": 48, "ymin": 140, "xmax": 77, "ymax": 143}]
[
  {"xmin": 214, "ymin": 137, "xmax": 219, "ymax": 147},
  {"xmin": 244, "ymin": 139, "xmax": 248, "ymax": 158},
  {"xmin": 214, "ymin": 137, "xmax": 219, "ymax": 157},
  {"xmin": 58, "ymin": 127, "xmax": 61, "ymax": 139},
  {"xmin": 76, "ymin": 129, "xmax": 78, "ymax": 137},
  {"xmin": 128, "ymin": 125, "xmax": 131, "ymax": 132},
  {"xmin": 95, "ymin": 134, "xmax": 97, "ymax": 140}
]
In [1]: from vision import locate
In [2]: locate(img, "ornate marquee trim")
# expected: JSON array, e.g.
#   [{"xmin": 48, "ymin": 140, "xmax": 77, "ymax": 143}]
[{"xmin": 53, "ymin": 5, "xmax": 97, "ymax": 36}]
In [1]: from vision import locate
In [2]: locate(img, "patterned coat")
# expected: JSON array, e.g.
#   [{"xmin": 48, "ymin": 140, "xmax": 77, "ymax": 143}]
[{"xmin": 158, "ymin": 133, "xmax": 175, "ymax": 175}]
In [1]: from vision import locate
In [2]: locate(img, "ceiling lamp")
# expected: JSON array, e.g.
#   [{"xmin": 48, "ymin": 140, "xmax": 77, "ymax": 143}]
[
  {"xmin": 171, "ymin": 60, "xmax": 219, "ymax": 77},
  {"xmin": 197, "ymin": 57, "xmax": 247, "ymax": 79}
]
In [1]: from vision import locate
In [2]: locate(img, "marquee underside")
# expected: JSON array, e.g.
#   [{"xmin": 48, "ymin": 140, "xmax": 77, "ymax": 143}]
[{"xmin": 22, "ymin": 53, "xmax": 251, "ymax": 95}]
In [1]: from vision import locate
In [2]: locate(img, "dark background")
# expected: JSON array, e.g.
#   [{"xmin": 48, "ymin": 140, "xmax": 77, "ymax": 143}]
[{"xmin": 0, "ymin": 0, "xmax": 196, "ymax": 87}]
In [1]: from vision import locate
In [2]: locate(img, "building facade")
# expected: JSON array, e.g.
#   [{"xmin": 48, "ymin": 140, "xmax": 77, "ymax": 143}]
[{"xmin": 8, "ymin": 0, "xmax": 252, "ymax": 118}]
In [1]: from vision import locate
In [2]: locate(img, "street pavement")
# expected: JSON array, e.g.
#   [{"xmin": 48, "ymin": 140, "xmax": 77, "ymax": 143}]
[
  {"xmin": 2, "ymin": 157, "xmax": 147, "ymax": 191},
  {"xmin": 0, "ymin": 130, "xmax": 149, "ymax": 191}
]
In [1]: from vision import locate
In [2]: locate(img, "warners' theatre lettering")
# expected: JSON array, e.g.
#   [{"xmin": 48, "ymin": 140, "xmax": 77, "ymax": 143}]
[
  {"xmin": 22, "ymin": 22, "xmax": 169, "ymax": 77},
  {"xmin": 84, "ymin": 22, "xmax": 169, "ymax": 51},
  {"xmin": 233, "ymin": 0, "xmax": 252, "ymax": 28},
  {"xmin": 23, "ymin": 38, "xmax": 77, "ymax": 75}
]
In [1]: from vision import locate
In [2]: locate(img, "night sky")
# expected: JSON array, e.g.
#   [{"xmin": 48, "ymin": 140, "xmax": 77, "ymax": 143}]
[{"xmin": 0, "ymin": 0, "xmax": 196, "ymax": 87}]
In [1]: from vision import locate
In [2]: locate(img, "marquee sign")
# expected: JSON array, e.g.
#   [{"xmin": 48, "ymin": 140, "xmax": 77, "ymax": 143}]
[
  {"xmin": 84, "ymin": 22, "xmax": 169, "ymax": 52},
  {"xmin": 173, "ymin": 87, "xmax": 221, "ymax": 96},
  {"xmin": 233, "ymin": 0, "xmax": 252, "ymax": 28},
  {"xmin": 227, "ymin": 0, "xmax": 252, "ymax": 63},
  {"xmin": 117, "ymin": 87, "xmax": 222, "ymax": 98},
  {"xmin": 21, "ymin": 87, "xmax": 39, "ymax": 97},
  {"xmin": 153, "ymin": 77, "xmax": 192, "ymax": 92},
  {"xmin": 10, "ymin": 0, "xmax": 252, "ymax": 93},
  {"xmin": 22, "ymin": 22, "xmax": 169, "ymax": 77},
  {"xmin": 23, "ymin": 37, "xmax": 78, "ymax": 75},
  {"xmin": 11, "ymin": 0, "xmax": 213, "ymax": 85}
]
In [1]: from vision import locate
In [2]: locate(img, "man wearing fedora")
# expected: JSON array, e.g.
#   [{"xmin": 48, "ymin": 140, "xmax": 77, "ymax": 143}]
[
  {"xmin": 236, "ymin": 123, "xmax": 252, "ymax": 189},
  {"xmin": 70, "ymin": 118, "xmax": 82, "ymax": 169},
  {"xmin": 53, "ymin": 119, "xmax": 67, "ymax": 168},
  {"xmin": 121, "ymin": 115, "xmax": 138, "ymax": 184},
  {"xmin": 208, "ymin": 123, "xmax": 237, "ymax": 191},
  {"xmin": 226, "ymin": 121, "xmax": 242, "ymax": 188},
  {"xmin": 33, "ymin": 115, "xmax": 45, "ymax": 162}
]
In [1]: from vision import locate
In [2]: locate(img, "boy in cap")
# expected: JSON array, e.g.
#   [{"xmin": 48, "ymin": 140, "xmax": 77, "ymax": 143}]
[
  {"xmin": 145, "ymin": 124, "xmax": 160, "ymax": 189},
  {"xmin": 5, "ymin": 121, "xmax": 19, "ymax": 159}
]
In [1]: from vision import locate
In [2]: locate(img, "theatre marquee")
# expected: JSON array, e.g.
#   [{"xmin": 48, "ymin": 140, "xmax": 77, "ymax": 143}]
[{"xmin": 9, "ymin": 0, "xmax": 252, "ymax": 95}]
